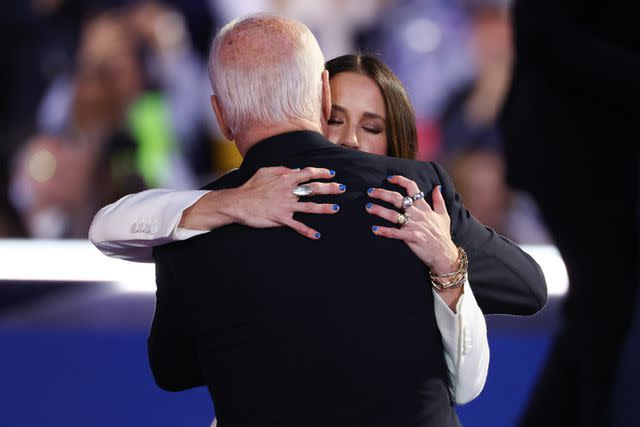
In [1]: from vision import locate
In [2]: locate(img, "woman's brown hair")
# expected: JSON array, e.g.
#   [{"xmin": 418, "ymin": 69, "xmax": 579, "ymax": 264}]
[{"xmin": 325, "ymin": 54, "xmax": 418, "ymax": 159}]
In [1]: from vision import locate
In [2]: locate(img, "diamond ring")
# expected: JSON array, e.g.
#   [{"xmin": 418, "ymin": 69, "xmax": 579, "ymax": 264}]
[{"xmin": 411, "ymin": 191, "xmax": 425, "ymax": 201}]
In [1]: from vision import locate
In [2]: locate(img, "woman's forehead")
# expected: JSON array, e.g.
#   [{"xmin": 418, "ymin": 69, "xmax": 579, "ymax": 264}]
[{"xmin": 329, "ymin": 72, "xmax": 385, "ymax": 116}]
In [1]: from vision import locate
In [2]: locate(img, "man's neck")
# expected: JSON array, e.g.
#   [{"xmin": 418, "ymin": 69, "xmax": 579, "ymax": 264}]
[{"xmin": 234, "ymin": 118, "xmax": 324, "ymax": 156}]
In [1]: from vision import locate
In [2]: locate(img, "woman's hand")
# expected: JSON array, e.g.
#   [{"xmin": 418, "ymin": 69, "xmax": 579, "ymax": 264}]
[
  {"xmin": 366, "ymin": 175, "xmax": 463, "ymax": 309},
  {"xmin": 180, "ymin": 166, "xmax": 345, "ymax": 239}
]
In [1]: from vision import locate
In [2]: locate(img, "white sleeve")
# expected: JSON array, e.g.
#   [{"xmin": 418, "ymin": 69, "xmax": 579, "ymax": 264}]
[
  {"xmin": 432, "ymin": 278, "xmax": 490, "ymax": 405},
  {"xmin": 88, "ymin": 189, "xmax": 210, "ymax": 262}
]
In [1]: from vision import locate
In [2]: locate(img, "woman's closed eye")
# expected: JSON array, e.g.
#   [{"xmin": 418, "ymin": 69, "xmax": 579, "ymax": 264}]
[
  {"xmin": 328, "ymin": 117, "xmax": 344, "ymax": 126},
  {"xmin": 363, "ymin": 125, "xmax": 383, "ymax": 134}
]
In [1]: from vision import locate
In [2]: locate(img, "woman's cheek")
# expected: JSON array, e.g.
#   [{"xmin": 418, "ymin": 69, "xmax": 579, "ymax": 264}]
[
  {"xmin": 325, "ymin": 127, "xmax": 340, "ymax": 145},
  {"xmin": 361, "ymin": 134, "xmax": 388, "ymax": 156}
]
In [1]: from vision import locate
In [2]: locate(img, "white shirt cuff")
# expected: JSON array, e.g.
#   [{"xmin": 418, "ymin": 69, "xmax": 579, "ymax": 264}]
[
  {"xmin": 166, "ymin": 190, "xmax": 210, "ymax": 240},
  {"xmin": 174, "ymin": 227, "xmax": 209, "ymax": 240},
  {"xmin": 89, "ymin": 189, "xmax": 210, "ymax": 262},
  {"xmin": 432, "ymin": 278, "xmax": 489, "ymax": 404}
]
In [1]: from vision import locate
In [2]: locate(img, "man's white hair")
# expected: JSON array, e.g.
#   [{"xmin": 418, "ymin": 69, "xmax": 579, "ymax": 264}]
[{"xmin": 208, "ymin": 15, "xmax": 326, "ymax": 135}]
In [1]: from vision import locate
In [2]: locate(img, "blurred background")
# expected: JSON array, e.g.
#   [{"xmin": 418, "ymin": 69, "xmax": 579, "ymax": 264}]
[{"xmin": 0, "ymin": 0, "xmax": 637, "ymax": 426}]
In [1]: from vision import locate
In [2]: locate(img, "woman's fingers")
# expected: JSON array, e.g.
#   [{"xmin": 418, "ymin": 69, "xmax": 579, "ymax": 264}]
[
  {"xmin": 365, "ymin": 202, "xmax": 403, "ymax": 224},
  {"xmin": 296, "ymin": 202, "xmax": 340, "ymax": 215},
  {"xmin": 387, "ymin": 174, "xmax": 431, "ymax": 209},
  {"xmin": 370, "ymin": 225, "xmax": 413, "ymax": 241},
  {"xmin": 387, "ymin": 174, "xmax": 421, "ymax": 196},
  {"xmin": 271, "ymin": 200, "xmax": 339, "ymax": 241},
  {"xmin": 286, "ymin": 167, "xmax": 344, "ymax": 197},
  {"xmin": 303, "ymin": 182, "xmax": 346, "ymax": 196},
  {"xmin": 255, "ymin": 166, "xmax": 335, "ymax": 182},
  {"xmin": 367, "ymin": 187, "xmax": 404, "ymax": 209},
  {"xmin": 431, "ymin": 185, "xmax": 447, "ymax": 215},
  {"xmin": 291, "ymin": 166, "xmax": 336, "ymax": 183},
  {"xmin": 280, "ymin": 201, "xmax": 340, "ymax": 240},
  {"xmin": 283, "ymin": 217, "xmax": 322, "ymax": 240},
  {"xmin": 368, "ymin": 185, "xmax": 432, "ymax": 213}
]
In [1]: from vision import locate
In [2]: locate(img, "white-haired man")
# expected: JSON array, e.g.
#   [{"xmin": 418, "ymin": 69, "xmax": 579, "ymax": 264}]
[{"xmin": 148, "ymin": 14, "xmax": 542, "ymax": 426}]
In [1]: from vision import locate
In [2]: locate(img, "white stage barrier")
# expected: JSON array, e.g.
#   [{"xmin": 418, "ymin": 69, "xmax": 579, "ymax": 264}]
[{"xmin": 0, "ymin": 239, "xmax": 569, "ymax": 296}]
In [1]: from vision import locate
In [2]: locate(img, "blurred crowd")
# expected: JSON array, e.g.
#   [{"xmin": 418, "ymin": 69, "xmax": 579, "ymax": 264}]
[{"xmin": 0, "ymin": 0, "xmax": 551, "ymax": 243}]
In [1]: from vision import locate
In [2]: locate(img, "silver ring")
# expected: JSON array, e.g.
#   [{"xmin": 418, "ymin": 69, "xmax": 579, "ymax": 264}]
[
  {"xmin": 292, "ymin": 185, "xmax": 312, "ymax": 197},
  {"xmin": 402, "ymin": 196, "xmax": 414, "ymax": 209},
  {"xmin": 397, "ymin": 212, "xmax": 411, "ymax": 226},
  {"xmin": 411, "ymin": 191, "xmax": 425, "ymax": 201}
]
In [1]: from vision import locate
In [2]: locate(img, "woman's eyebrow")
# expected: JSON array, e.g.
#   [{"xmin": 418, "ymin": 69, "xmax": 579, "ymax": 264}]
[
  {"xmin": 362, "ymin": 112, "xmax": 385, "ymax": 122},
  {"xmin": 332, "ymin": 104, "xmax": 385, "ymax": 122}
]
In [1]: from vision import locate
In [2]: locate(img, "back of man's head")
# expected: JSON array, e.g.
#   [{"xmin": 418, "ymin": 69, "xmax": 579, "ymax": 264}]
[{"xmin": 209, "ymin": 15, "xmax": 326, "ymax": 136}]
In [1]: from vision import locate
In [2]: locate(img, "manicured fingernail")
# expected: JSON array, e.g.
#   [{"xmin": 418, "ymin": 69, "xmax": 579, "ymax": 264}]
[
  {"xmin": 314, "ymin": 232, "xmax": 321, "ymax": 239},
  {"xmin": 367, "ymin": 188, "xmax": 374, "ymax": 194},
  {"xmin": 372, "ymin": 226, "xmax": 378, "ymax": 232},
  {"xmin": 339, "ymin": 184, "xmax": 346, "ymax": 191},
  {"xmin": 366, "ymin": 203, "xmax": 373, "ymax": 209},
  {"xmin": 387, "ymin": 175, "xmax": 394, "ymax": 180},
  {"xmin": 332, "ymin": 204, "xmax": 340, "ymax": 211},
  {"xmin": 329, "ymin": 170, "xmax": 335, "ymax": 176},
  {"xmin": 438, "ymin": 185, "xmax": 442, "ymax": 193}
]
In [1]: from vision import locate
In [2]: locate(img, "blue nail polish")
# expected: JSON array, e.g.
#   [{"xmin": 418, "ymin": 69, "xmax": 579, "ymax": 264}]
[
  {"xmin": 387, "ymin": 175, "xmax": 394, "ymax": 180},
  {"xmin": 367, "ymin": 188, "xmax": 374, "ymax": 194},
  {"xmin": 329, "ymin": 170, "xmax": 335, "ymax": 176},
  {"xmin": 438, "ymin": 185, "xmax": 442, "ymax": 193},
  {"xmin": 332, "ymin": 204, "xmax": 340, "ymax": 211},
  {"xmin": 372, "ymin": 226, "xmax": 378, "ymax": 232},
  {"xmin": 366, "ymin": 203, "xmax": 373, "ymax": 209},
  {"xmin": 339, "ymin": 184, "xmax": 346, "ymax": 191},
  {"xmin": 314, "ymin": 232, "xmax": 321, "ymax": 239}
]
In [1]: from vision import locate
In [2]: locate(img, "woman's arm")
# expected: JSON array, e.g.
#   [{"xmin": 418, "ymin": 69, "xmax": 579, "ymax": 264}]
[
  {"xmin": 431, "ymin": 162, "xmax": 548, "ymax": 315},
  {"xmin": 433, "ymin": 280, "xmax": 489, "ymax": 404},
  {"xmin": 89, "ymin": 166, "xmax": 345, "ymax": 262},
  {"xmin": 366, "ymin": 176, "xmax": 489, "ymax": 402},
  {"xmin": 89, "ymin": 188, "xmax": 210, "ymax": 262}
]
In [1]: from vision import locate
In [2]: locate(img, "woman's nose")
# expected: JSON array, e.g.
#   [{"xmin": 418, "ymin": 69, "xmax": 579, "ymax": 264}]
[{"xmin": 338, "ymin": 128, "xmax": 359, "ymax": 149}]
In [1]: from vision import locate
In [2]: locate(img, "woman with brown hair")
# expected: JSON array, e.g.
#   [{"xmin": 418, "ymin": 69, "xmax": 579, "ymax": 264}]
[
  {"xmin": 90, "ymin": 53, "xmax": 429, "ymax": 252},
  {"xmin": 324, "ymin": 54, "xmax": 418, "ymax": 160},
  {"xmin": 90, "ymin": 53, "xmax": 491, "ymax": 407}
]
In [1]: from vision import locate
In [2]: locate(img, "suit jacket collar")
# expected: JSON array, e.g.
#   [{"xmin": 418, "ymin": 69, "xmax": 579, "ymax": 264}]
[{"xmin": 239, "ymin": 130, "xmax": 335, "ymax": 171}]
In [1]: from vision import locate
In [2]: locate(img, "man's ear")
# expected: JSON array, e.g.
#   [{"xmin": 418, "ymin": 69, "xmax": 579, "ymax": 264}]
[
  {"xmin": 211, "ymin": 95, "xmax": 234, "ymax": 141},
  {"xmin": 321, "ymin": 69, "xmax": 331, "ymax": 124}
]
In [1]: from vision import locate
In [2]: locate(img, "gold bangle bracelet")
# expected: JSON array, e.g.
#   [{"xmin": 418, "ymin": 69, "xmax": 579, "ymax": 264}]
[{"xmin": 429, "ymin": 247, "xmax": 468, "ymax": 291}]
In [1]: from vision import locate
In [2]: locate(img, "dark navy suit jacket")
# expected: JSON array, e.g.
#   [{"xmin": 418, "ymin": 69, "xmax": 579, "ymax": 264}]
[{"xmin": 150, "ymin": 131, "xmax": 547, "ymax": 427}]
